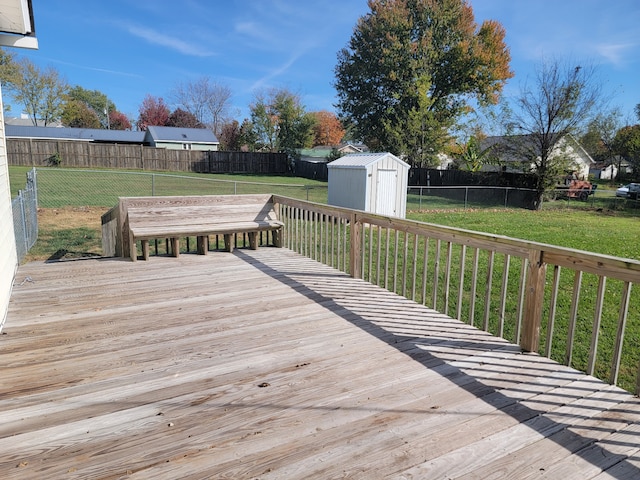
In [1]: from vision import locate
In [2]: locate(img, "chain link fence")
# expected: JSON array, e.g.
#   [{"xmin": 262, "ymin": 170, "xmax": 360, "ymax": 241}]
[
  {"xmin": 408, "ymin": 185, "xmax": 640, "ymax": 213},
  {"xmin": 408, "ymin": 185, "xmax": 539, "ymax": 210},
  {"xmin": 12, "ymin": 168, "xmax": 38, "ymax": 263},
  {"xmin": 32, "ymin": 168, "xmax": 329, "ymax": 208}
]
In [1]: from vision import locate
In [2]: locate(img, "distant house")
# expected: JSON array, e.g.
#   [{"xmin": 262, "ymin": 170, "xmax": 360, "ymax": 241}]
[
  {"xmin": 590, "ymin": 161, "xmax": 617, "ymax": 180},
  {"xmin": 299, "ymin": 143, "xmax": 369, "ymax": 163},
  {"xmin": 5, "ymin": 125, "xmax": 145, "ymax": 144},
  {"xmin": 5, "ymin": 124, "xmax": 220, "ymax": 151},
  {"xmin": 479, "ymin": 134, "xmax": 595, "ymax": 180},
  {"xmin": 591, "ymin": 156, "xmax": 633, "ymax": 180},
  {"xmin": 145, "ymin": 126, "xmax": 219, "ymax": 151},
  {"xmin": 337, "ymin": 143, "xmax": 367, "ymax": 155},
  {"xmin": 5, "ymin": 114, "xmax": 62, "ymax": 128}
]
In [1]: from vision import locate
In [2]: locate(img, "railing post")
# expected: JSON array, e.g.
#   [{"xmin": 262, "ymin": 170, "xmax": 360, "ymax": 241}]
[
  {"xmin": 349, "ymin": 213, "xmax": 362, "ymax": 279},
  {"xmin": 521, "ymin": 249, "xmax": 547, "ymax": 352}
]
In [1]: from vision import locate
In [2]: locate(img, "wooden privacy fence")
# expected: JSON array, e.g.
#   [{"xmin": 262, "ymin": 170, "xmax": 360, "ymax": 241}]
[
  {"xmin": 7, "ymin": 138, "xmax": 288, "ymax": 174},
  {"xmin": 272, "ymin": 195, "xmax": 640, "ymax": 394}
]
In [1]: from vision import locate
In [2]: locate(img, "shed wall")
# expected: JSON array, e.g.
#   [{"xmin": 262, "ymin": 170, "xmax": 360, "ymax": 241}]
[
  {"xmin": 368, "ymin": 154, "xmax": 409, "ymax": 218},
  {"xmin": 327, "ymin": 167, "xmax": 369, "ymax": 211}
]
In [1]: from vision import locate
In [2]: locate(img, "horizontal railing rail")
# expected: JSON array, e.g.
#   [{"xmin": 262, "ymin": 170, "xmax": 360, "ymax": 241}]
[{"xmin": 273, "ymin": 195, "xmax": 640, "ymax": 394}]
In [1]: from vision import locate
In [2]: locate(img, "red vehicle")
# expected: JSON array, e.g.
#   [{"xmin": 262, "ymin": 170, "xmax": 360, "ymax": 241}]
[{"xmin": 556, "ymin": 174, "xmax": 597, "ymax": 201}]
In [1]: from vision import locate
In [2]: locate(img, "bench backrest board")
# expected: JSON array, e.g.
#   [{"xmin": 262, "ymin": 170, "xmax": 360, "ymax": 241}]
[{"xmin": 114, "ymin": 194, "xmax": 279, "ymax": 258}]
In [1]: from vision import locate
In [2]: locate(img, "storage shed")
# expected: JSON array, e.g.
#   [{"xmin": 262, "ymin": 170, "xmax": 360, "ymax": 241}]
[{"xmin": 327, "ymin": 152, "xmax": 410, "ymax": 218}]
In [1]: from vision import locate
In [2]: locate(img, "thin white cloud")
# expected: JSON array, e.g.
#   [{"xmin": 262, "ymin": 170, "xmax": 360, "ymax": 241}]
[
  {"xmin": 595, "ymin": 42, "xmax": 636, "ymax": 66},
  {"xmin": 250, "ymin": 53, "xmax": 302, "ymax": 91},
  {"xmin": 24, "ymin": 55, "xmax": 142, "ymax": 79},
  {"xmin": 123, "ymin": 23, "xmax": 214, "ymax": 57}
]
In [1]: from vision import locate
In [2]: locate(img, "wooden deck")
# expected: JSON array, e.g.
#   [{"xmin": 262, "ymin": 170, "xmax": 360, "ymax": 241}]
[{"xmin": 4, "ymin": 248, "xmax": 640, "ymax": 479}]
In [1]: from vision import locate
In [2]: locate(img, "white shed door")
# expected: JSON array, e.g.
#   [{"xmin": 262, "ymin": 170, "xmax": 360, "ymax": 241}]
[{"xmin": 376, "ymin": 169, "xmax": 397, "ymax": 216}]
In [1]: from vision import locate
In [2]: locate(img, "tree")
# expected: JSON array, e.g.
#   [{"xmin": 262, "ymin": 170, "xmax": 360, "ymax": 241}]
[
  {"xmin": 500, "ymin": 59, "xmax": 603, "ymax": 208},
  {"xmin": 580, "ymin": 108, "xmax": 623, "ymax": 175},
  {"xmin": 109, "ymin": 110, "xmax": 132, "ymax": 130},
  {"xmin": 612, "ymin": 125, "xmax": 640, "ymax": 176},
  {"xmin": 249, "ymin": 94, "xmax": 278, "ymax": 152},
  {"xmin": 272, "ymin": 90, "xmax": 315, "ymax": 157},
  {"xmin": 310, "ymin": 110, "xmax": 345, "ymax": 146},
  {"xmin": 136, "ymin": 94, "xmax": 170, "ymax": 131},
  {"xmin": 61, "ymin": 99, "xmax": 101, "ymax": 128},
  {"xmin": 0, "ymin": 47, "xmax": 20, "ymax": 100},
  {"xmin": 239, "ymin": 119, "xmax": 258, "ymax": 151},
  {"xmin": 248, "ymin": 88, "xmax": 315, "ymax": 157},
  {"xmin": 171, "ymin": 76, "xmax": 232, "ymax": 134},
  {"xmin": 4, "ymin": 58, "xmax": 68, "ymax": 126},
  {"xmin": 218, "ymin": 120, "xmax": 241, "ymax": 151},
  {"xmin": 335, "ymin": 0, "xmax": 513, "ymax": 166},
  {"xmin": 65, "ymin": 86, "xmax": 114, "ymax": 128},
  {"xmin": 451, "ymin": 135, "xmax": 494, "ymax": 172},
  {"xmin": 167, "ymin": 108, "xmax": 203, "ymax": 128}
]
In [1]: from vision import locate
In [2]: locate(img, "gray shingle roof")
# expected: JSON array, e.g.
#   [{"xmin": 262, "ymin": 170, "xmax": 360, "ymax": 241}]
[
  {"xmin": 5, "ymin": 125, "xmax": 145, "ymax": 143},
  {"xmin": 145, "ymin": 126, "xmax": 218, "ymax": 144}
]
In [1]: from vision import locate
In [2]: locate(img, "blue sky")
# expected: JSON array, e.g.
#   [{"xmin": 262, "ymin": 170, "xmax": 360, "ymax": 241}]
[{"xmin": 11, "ymin": 0, "xmax": 640, "ymax": 125}]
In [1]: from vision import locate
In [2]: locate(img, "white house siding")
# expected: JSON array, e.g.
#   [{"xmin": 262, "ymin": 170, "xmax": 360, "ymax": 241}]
[
  {"xmin": 0, "ymin": 85, "xmax": 18, "ymax": 330},
  {"xmin": 553, "ymin": 137, "xmax": 593, "ymax": 180},
  {"xmin": 154, "ymin": 141, "xmax": 218, "ymax": 151}
]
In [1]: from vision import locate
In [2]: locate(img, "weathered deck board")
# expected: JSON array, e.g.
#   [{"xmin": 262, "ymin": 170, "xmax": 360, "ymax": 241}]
[{"xmin": 3, "ymin": 249, "xmax": 640, "ymax": 479}]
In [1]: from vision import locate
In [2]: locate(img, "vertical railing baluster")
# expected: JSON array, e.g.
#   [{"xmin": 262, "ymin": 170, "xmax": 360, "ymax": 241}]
[
  {"xmin": 565, "ymin": 271, "xmax": 583, "ymax": 366},
  {"xmin": 545, "ymin": 265, "xmax": 561, "ymax": 357},
  {"xmin": 611, "ymin": 282, "xmax": 631, "ymax": 386},
  {"xmin": 587, "ymin": 276, "xmax": 607, "ymax": 376}
]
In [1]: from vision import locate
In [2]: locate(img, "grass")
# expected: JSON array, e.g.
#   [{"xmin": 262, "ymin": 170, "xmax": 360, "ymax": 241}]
[
  {"xmin": 9, "ymin": 166, "xmax": 329, "ymax": 207},
  {"xmin": 406, "ymin": 208, "xmax": 640, "ymax": 261}
]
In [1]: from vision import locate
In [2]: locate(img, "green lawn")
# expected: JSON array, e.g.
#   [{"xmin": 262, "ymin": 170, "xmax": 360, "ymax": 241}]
[
  {"xmin": 9, "ymin": 166, "xmax": 329, "ymax": 207},
  {"xmin": 407, "ymin": 208, "xmax": 640, "ymax": 261}
]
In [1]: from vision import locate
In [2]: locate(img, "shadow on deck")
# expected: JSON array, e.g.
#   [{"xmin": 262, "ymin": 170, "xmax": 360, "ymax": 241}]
[{"xmin": 3, "ymin": 248, "xmax": 640, "ymax": 479}]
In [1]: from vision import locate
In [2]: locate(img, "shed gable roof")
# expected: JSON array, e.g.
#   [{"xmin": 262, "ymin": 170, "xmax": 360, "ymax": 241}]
[{"xmin": 328, "ymin": 152, "xmax": 409, "ymax": 169}]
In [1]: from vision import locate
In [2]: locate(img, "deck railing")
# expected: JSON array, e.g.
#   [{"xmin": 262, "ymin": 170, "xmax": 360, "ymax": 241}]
[{"xmin": 273, "ymin": 195, "xmax": 640, "ymax": 394}]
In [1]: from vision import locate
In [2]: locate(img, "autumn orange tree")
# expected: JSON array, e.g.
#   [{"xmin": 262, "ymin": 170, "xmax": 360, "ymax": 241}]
[
  {"xmin": 335, "ymin": 0, "xmax": 513, "ymax": 166},
  {"xmin": 310, "ymin": 110, "xmax": 345, "ymax": 146}
]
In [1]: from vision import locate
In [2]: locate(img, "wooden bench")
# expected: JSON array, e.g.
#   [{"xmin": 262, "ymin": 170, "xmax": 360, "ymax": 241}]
[{"xmin": 102, "ymin": 194, "xmax": 283, "ymax": 261}]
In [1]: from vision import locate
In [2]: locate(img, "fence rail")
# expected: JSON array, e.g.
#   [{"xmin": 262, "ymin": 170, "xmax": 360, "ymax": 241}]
[
  {"xmin": 273, "ymin": 195, "xmax": 640, "ymax": 394},
  {"xmin": 11, "ymin": 168, "xmax": 38, "ymax": 263}
]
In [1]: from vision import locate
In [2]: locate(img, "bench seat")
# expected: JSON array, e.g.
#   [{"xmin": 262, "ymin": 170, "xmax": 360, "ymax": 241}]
[{"xmin": 120, "ymin": 194, "xmax": 283, "ymax": 261}]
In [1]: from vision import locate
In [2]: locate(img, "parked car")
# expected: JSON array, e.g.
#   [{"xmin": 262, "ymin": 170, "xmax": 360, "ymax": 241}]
[{"xmin": 616, "ymin": 184, "xmax": 630, "ymax": 197}]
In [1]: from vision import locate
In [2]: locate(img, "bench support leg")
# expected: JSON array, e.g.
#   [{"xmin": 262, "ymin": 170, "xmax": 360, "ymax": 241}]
[
  {"xmin": 273, "ymin": 228, "xmax": 283, "ymax": 248},
  {"xmin": 223, "ymin": 234, "xmax": 234, "ymax": 253},
  {"xmin": 248, "ymin": 232, "xmax": 258, "ymax": 250},
  {"xmin": 130, "ymin": 233, "xmax": 137, "ymax": 262},
  {"xmin": 141, "ymin": 240, "xmax": 150, "ymax": 260},
  {"xmin": 171, "ymin": 237, "xmax": 180, "ymax": 258},
  {"xmin": 197, "ymin": 235, "xmax": 208, "ymax": 255}
]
